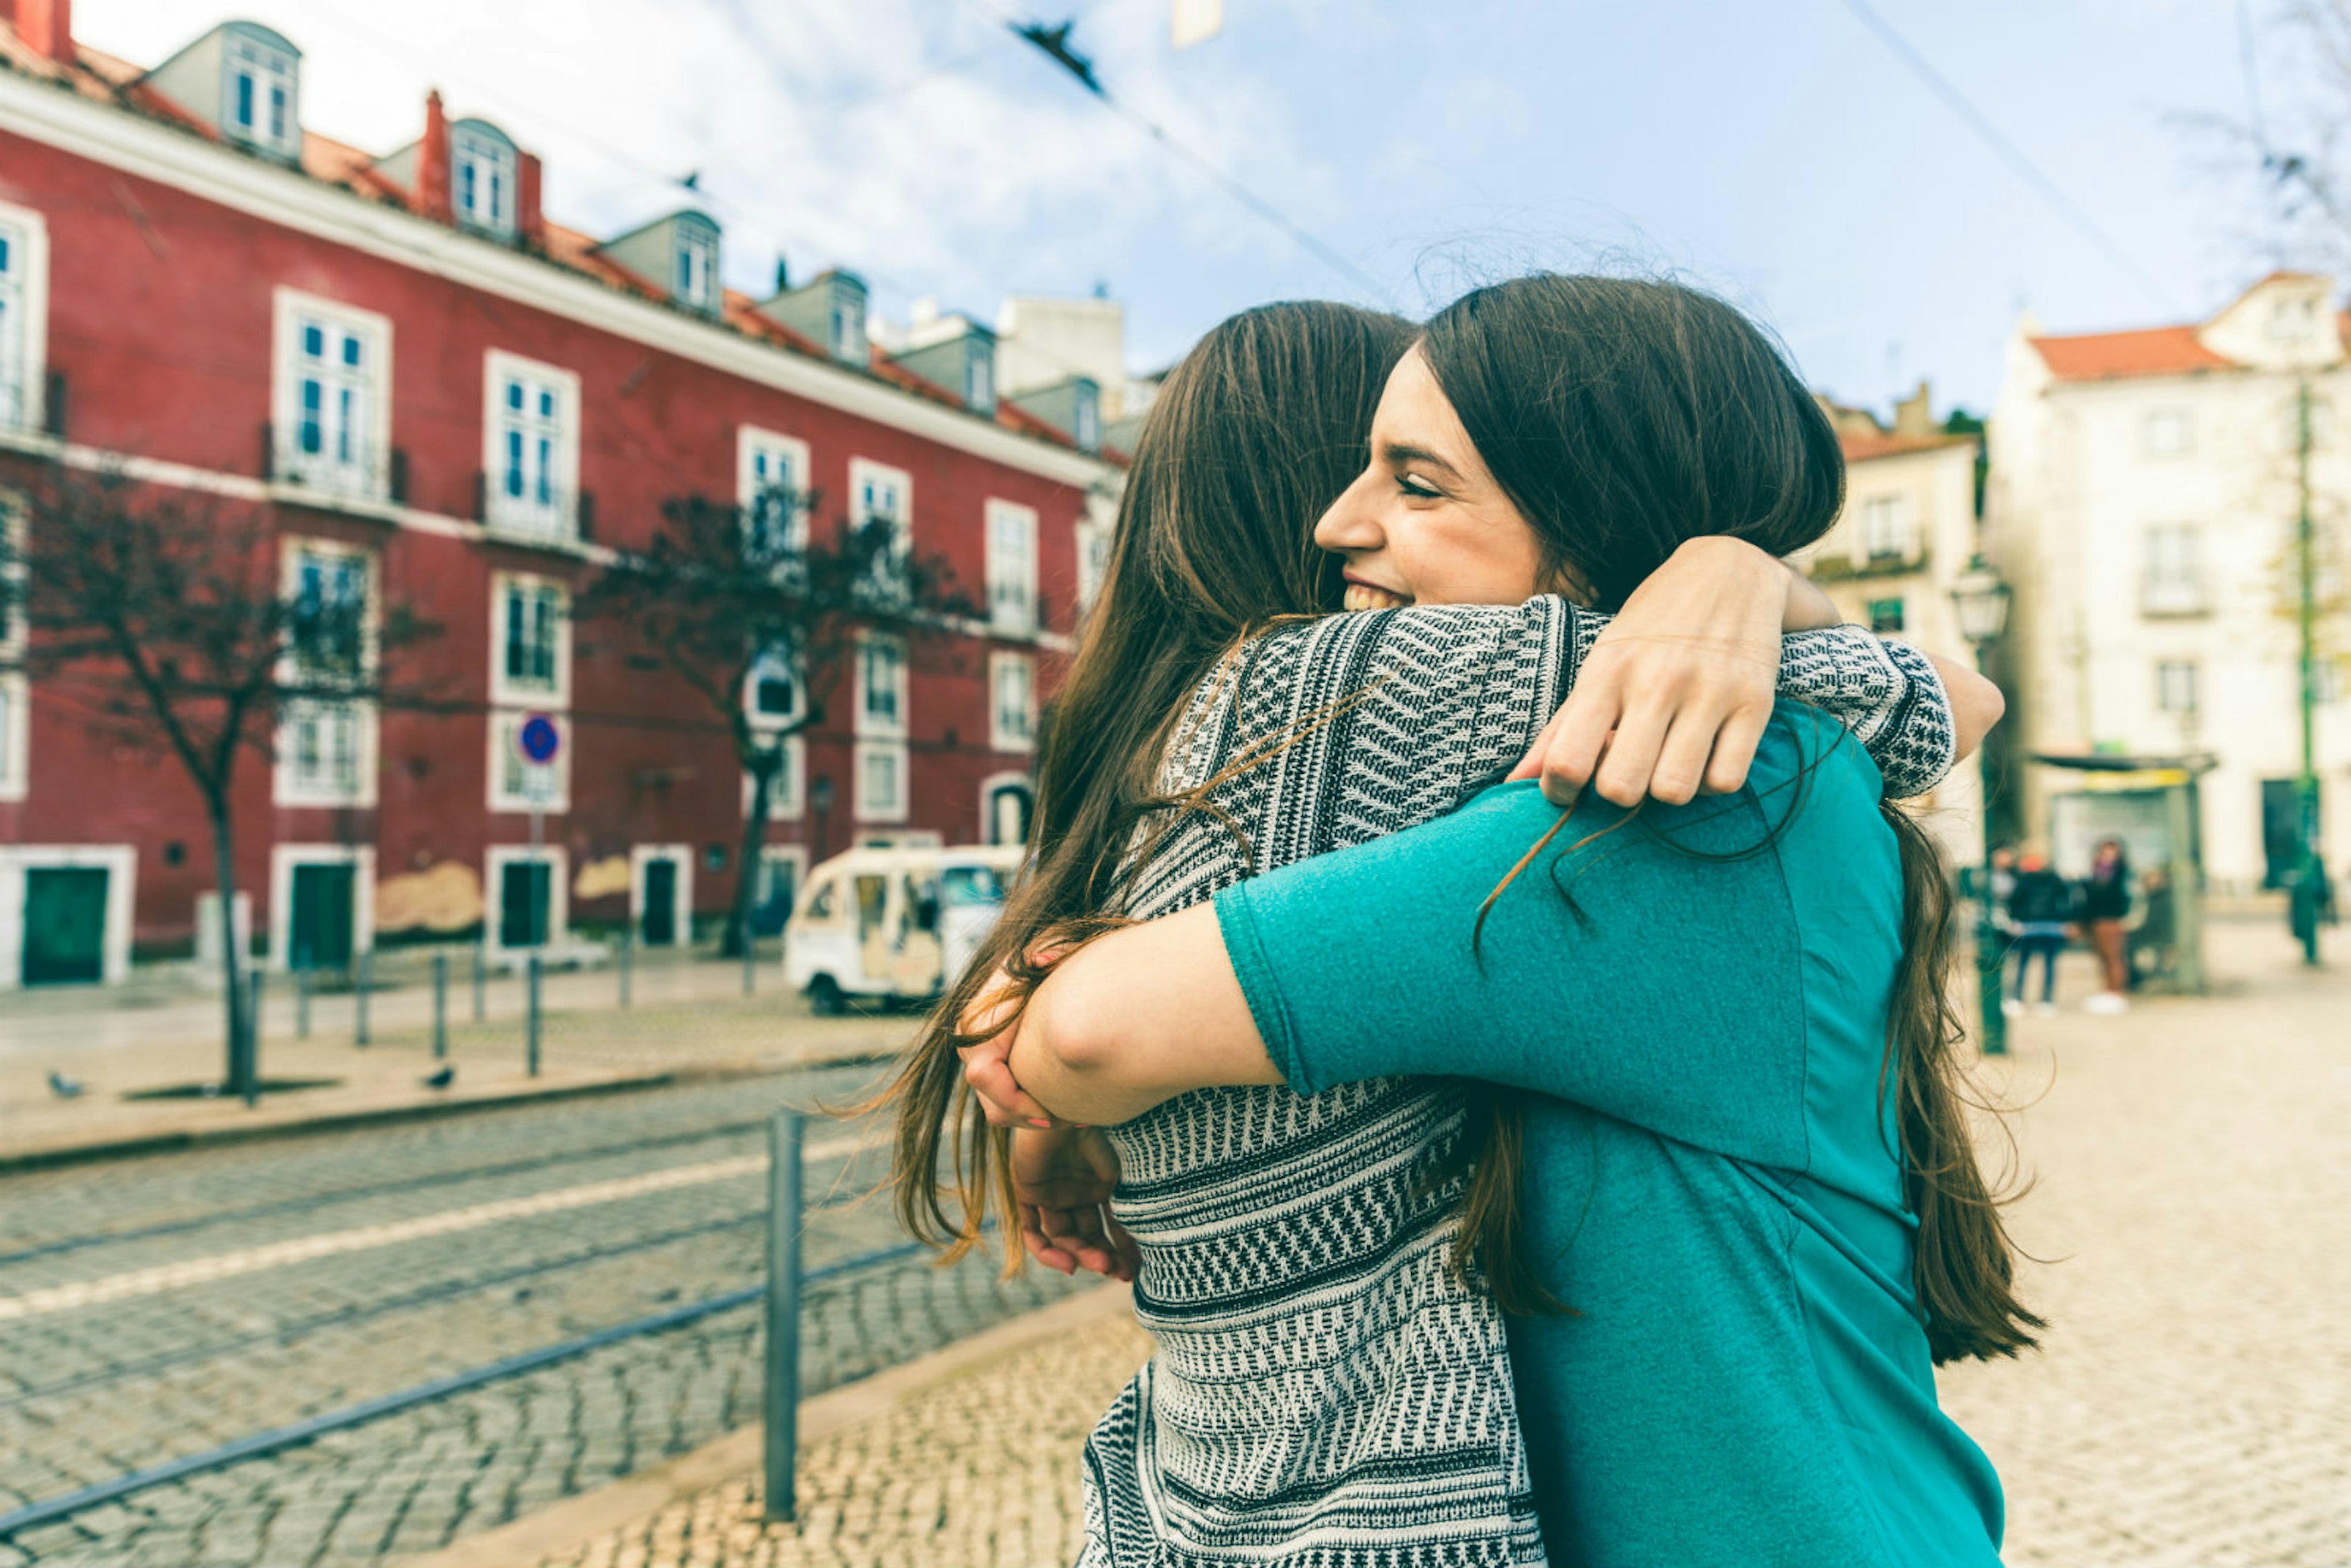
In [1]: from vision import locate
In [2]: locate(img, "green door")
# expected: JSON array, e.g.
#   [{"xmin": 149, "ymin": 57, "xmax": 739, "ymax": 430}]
[
  {"xmin": 289, "ymin": 863, "xmax": 356, "ymax": 971},
  {"xmin": 22, "ymin": 868, "xmax": 108, "ymax": 986},
  {"xmin": 641, "ymin": 858, "xmax": 678, "ymax": 945},
  {"xmin": 500, "ymin": 860, "xmax": 550, "ymax": 948}
]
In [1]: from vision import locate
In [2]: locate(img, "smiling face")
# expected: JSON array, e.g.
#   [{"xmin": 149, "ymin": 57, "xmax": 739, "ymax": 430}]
[{"xmin": 1315, "ymin": 345, "xmax": 1569, "ymax": 610}]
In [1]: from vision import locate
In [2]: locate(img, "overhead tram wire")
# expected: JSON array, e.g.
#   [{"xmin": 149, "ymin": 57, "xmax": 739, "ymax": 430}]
[
  {"xmin": 1832, "ymin": 0, "xmax": 2179, "ymax": 312},
  {"xmin": 978, "ymin": 5, "xmax": 1394, "ymax": 306}
]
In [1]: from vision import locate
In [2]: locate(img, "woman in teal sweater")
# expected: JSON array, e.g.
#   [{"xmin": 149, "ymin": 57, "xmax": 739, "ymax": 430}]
[{"xmin": 970, "ymin": 276, "xmax": 2038, "ymax": 1566}]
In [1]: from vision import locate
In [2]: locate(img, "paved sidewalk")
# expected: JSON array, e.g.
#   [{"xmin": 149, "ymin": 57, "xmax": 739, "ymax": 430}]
[
  {"xmin": 448, "ymin": 918, "xmax": 2349, "ymax": 1568},
  {"xmin": 0, "ymin": 956, "xmax": 922, "ymax": 1167}
]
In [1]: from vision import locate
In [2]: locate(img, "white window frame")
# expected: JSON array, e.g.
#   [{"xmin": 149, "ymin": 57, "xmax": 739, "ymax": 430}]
[
  {"xmin": 854, "ymin": 631, "xmax": 908, "ymax": 740},
  {"xmin": 490, "ymin": 572, "xmax": 570, "ymax": 709},
  {"xmin": 966, "ymin": 342, "xmax": 996, "ymax": 411},
  {"xmin": 2155, "ymin": 659, "xmax": 2200, "ymax": 715},
  {"xmin": 484, "ymin": 844, "xmax": 569, "ymax": 956},
  {"xmin": 979, "ymin": 770, "xmax": 1035, "ymax": 848},
  {"xmin": 737, "ymin": 427, "xmax": 811, "ymax": 561},
  {"xmin": 482, "ymin": 350, "xmax": 582, "ymax": 539},
  {"xmin": 1073, "ymin": 383, "xmax": 1100, "ymax": 451},
  {"xmin": 222, "ymin": 33, "xmax": 299, "ymax": 157},
  {"xmin": 745, "ymin": 643, "xmax": 805, "ymax": 731},
  {"xmin": 830, "ymin": 289, "xmax": 867, "ymax": 362},
  {"xmin": 2143, "ymin": 408, "xmax": 2192, "ymax": 458},
  {"xmin": 272, "ymin": 288, "xmax": 392, "ymax": 500},
  {"xmin": 0, "ymin": 845, "xmax": 138, "ymax": 990},
  {"xmin": 0, "ymin": 199, "xmax": 51, "ymax": 435},
  {"xmin": 1858, "ymin": 493, "xmax": 1914, "ymax": 560},
  {"xmin": 0, "ymin": 495, "xmax": 25, "ymax": 802},
  {"xmin": 274, "ymin": 538, "xmax": 379, "ymax": 809},
  {"xmin": 629, "ymin": 843, "xmax": 695, "ymax": 947},
  {"xmin": 742, "ymin": 735, "xmax": 806, "ymax": 820},
  {"xmin": 487, "ymin": 708, "xmax": 571, "ymax": 814},
  {"xmin": 986, "ymin": 500, "xmax": 1039, "ymax": 634},
  {"xmin": 676, "ymin": 226, "xmax": 718, "ymax": 311},
  {"xmin": 849, "ymin": 458, "xmax": 913, "ymax": 584},
  {"xmin": 853, "ymin": 740, "xmax": 909, "ymax": 823},
  {"xmin": 267, "ymin": 844, "xmax": 376, "ymax": 973},
  {"xmin": 990, "ymin": 651, "xmax": 1036, "ymax": 753},
  {"xmin": 451, "ymin": 126, "xmax": 516, "ymax": 236}
]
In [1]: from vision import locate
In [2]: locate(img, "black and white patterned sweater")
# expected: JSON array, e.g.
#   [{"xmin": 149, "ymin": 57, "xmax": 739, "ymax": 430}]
[{"xmin": 1075, "ymin": 597, "xmax": 1958, "ymax": 1568}]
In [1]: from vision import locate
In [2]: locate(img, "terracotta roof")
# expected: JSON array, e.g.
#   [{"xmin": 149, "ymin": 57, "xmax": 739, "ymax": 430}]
[
  {"xmin": 1839, "ymin": 430, "xmax": 1973, "ymax": 463},
  {"xmin": 0, "ymin": 20, "xmax": 1112, "ymax": 466},
  {"xmin": 2028, "ymin": 325, "xmax": 2233, "ymax": 383}
]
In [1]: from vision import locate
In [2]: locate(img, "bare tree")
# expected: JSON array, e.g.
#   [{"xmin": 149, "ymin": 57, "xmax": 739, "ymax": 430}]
[
  {"xmin": 2227, "ymin": 1, "xmax": 2351, "ymax": 274},
  {"xmin": 0, "ymin": 465, "xmax": 434, "ymax": 1095},
  {"xmin": 574, "ymin": 487, "xmax": 977, "ymax": 958}
]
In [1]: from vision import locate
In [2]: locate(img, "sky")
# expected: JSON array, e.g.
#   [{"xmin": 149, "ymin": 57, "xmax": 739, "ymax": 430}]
[{"xmin": 68, "ymin": 0, "xmax": 2334, "ymax": 418}]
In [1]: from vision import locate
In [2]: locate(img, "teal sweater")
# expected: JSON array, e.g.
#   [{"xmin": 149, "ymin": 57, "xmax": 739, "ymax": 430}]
[{"xmin": 1212, "ymin": 706, "xmax": 2006, "ymax": 1568}]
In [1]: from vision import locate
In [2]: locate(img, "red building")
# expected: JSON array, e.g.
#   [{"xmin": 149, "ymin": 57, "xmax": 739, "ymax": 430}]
[{"xmin": 0, "ymin": 3, "xmax": 1122, "ymax": 987}]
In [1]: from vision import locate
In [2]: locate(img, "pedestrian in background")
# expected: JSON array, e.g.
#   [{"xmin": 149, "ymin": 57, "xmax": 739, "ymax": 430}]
[
  {"xmin": 2006, "ymin": 846, "xmax": 2074, "ymax": 1018},
  {"xmin": 2080, "ymin": 838, "xmax": 2132, "ymax": 1015}
]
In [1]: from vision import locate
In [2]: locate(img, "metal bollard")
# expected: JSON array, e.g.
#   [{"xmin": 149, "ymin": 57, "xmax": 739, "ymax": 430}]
[
  {"xmin": 619, "ymin": 926, "xmax": 633, "ymax": 1009},
  {"xmin": 432, "ymin": 951, "xmax": 449, "ymax": 1060},
  {"xmin": 244, "ymin": 969, "xmax": 265, "ymax": 1108},
  {"xmin": 354, "ymin": 949, "xmax": 372, "ymax": 1046},
  {"xmin": 472, "ymin": 940, "xmax": 487, "ymax": 1022},
  {"xmin": 296, "ymin": 966, "xmax": 312, "ymax": 1041},
  {"xmin": 525, "ymin": 954, "xmax": 542, "ymax": 1077},
  {"xmin": 762, "ymin": 1109, "xmax": 804, "ymax": 1523}
]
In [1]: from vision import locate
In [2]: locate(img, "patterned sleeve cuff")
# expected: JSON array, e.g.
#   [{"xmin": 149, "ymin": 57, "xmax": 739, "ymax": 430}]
[{"xmin": 1774, "ymin": 626, "xmax": 1957, "ymax": 798}]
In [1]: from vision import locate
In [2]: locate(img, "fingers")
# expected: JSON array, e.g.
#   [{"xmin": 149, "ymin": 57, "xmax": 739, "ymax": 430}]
[
  {"xmin": 1699, "ymin": 700, "xmax": 1773, "ymax": 796},
  {"xmin": 1588, "ymin": 693, "xmax": 1669, "ymax": 808},
  {"xmin": 1646, "ymin": 710, "xmax": 1720, "ymax": 806},
  {"xmin": 1507, "ymin": 705, "xmax": 1565, "ymax": 784},
  {"xmin": 1537, "ymin": 686, "xmax": 1621, "ymax": 806}
]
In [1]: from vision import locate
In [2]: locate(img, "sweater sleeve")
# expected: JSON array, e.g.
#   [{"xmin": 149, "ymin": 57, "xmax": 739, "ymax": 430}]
[{"xmin": 1210, "ymin": 707, "xmax": 1890, "ymax": 1167}]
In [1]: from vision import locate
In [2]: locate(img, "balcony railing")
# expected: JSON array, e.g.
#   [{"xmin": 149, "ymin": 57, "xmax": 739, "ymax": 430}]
[
  {"xmin": 2140, "ymin": 571, "xmax": 2211, "ymax": 618},
  {"xmin": 475, "ymin": 470, "xmax": 591, "ymax": 544},
  {"xmin": 263, "ymin": 421, "xmax": 397, "ymax": 509}
]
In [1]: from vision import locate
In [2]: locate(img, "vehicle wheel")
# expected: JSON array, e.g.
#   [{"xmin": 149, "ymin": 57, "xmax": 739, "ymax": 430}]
[{"xmin": 807, "ymin": 975, "xmax": 846, "ymax": 1016}]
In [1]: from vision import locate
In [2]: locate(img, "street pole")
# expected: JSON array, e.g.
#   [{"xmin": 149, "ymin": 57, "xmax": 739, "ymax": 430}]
[
  {"xmin": 762, "ymin": 1109, "xmax": 804, "ymax": 1523},
  {"xmin": 1974, "ymin": 642, "xmax": 2008, "ymax": 1056},
  {"xmin": 2294, "ymin": 379, "xmax": 2324, "ymax": 966},
  {"xmin": 431, "ymin": 950, "xmax": 449, "ymax": 1060},
  {"xmin": 526, "ymin": 953, "xmax": 542, "ymax": 1077}
]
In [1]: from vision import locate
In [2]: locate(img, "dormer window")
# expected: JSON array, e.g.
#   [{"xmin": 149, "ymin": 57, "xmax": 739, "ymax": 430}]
[
  {"xmin": 452, "ymin": 125, "xmax": 516, "ymax": 237},
  {"xmin": 831, "ymin": 288, "xmax": 867, "ymax": 362},
  {"xmin": 677, "ymin": 227, "xmax": 718, "ymax": 312},
  {"xmin": 966, "ymin": 342, "xmax": 996, "ymax": 411},
  {"xmin": 223, "ymin": 33, "xmax": 298, "ymax": 156},
  {"xmin": 1073, "ymin": 381, "xmax": 1100, "ymax": 451},
  {"xmin": 2268, "ymin": 296, "xmax": 2320, "ymax": 342}
]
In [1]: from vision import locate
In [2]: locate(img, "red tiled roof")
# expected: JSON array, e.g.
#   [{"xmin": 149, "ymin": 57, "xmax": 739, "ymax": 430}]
[
  {"xmin": 2028, "ymin": 325, "xmax": 2233, "ymax": 382},
  {"xmin": 1839, "ymin": 430, "xmax": 1973, "ymax": 463},
  {"xmin": 0, "ymin": 21, "xmax": 1111, "ymax": 465}
]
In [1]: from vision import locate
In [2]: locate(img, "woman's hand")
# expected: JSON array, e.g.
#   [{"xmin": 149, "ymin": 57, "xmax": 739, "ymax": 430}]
[
  {"xmin": 956, "ymin": 964, "xmax": 1068, "ymax": 1131},
  {"xmin": 1011, "ymin": 1126, "xmax": 1138, "ymax": 1280},
  {"xmin": 1514, "ymin": 536, "xmax": 1805, "ymax": 808}
]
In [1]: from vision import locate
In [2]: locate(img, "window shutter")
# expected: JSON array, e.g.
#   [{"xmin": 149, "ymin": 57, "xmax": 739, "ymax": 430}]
[
  {"xmin": 42, "ymin": 370, "xmax": 65, "ymax": 440},
  {"xmin": 577, "ymin": 491, "xmax": 597, "ymax": 542}
]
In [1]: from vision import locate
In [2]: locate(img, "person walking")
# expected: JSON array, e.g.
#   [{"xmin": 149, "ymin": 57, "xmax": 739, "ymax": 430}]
[
  {"xmin": 2080, "ymin": 838, "xmax": 2132, "ymax": 1015},
  {"xmin": 2006, "ymin": 847, "xmax": 2074, "ymax": 1018}
]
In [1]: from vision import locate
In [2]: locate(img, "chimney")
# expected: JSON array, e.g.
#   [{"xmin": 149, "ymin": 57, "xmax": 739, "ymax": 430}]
[
  {"xmin": 516, "ymin": 151, "xmax": 544, "ymax": 246},
  {"xmin": 418, "ymin": 89, "xmax": 452, "ymax": 223},
  {"xmin": 17, "ymin": 0, "xmax": 73, "ymax": 62},
  {"xmin": 1893, "ymin": 379, "xmax": 1935, "ymax": 438},
  {"xmin": 773, "ymin": 255, "xmax": 790, "ymax": 295}
]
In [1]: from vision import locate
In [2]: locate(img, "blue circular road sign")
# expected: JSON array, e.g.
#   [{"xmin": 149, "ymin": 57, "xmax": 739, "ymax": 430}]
[{"xmin": 518, "ymin": 713, "xmax": 561, "ymax": 764}]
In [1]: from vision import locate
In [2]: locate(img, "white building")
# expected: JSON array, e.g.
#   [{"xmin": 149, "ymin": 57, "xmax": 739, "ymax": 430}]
[
  {"xmin": 1796, "ymin": 386, "xmax": 1989, "ymax": 865},
  {"xmin": 1986, "ymin": 272, "xmax": 2351, "ymax": 892}
]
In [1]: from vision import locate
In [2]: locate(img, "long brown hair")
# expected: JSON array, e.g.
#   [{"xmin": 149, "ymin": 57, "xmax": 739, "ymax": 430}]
[
  {"xmin": 1422, "ymin": 274, "xmax": 2040, "ymax": 1360},
  {"xmin": 884, "ymin": 301, "xmax": 1417, "ymax": 1259}
]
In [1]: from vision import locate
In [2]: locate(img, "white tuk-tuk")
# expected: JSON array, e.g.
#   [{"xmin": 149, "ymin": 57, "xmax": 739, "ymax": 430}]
[{"xmin": 782, "ymin": 844, "xmax": 1024, "ymax": 1013}]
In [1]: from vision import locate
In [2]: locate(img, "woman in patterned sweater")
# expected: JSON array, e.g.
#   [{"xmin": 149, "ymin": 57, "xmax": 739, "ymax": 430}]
[{"xmin": 887, "ymin": 289, "xmax": 2001, "ymax": 1565}]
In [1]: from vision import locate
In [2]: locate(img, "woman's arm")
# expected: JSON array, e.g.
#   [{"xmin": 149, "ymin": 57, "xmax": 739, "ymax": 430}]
[{"xmin": 1010, "ymin": 752, "xmax": 1831, "ymax": 1165}]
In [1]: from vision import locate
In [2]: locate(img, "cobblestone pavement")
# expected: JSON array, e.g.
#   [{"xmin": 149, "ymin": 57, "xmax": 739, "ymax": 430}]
[
  {"xmin": 1934, "ymin": 919, "xmax": 2351, "ymax": 1567},
  {"xmin": 543, "ymin": 1311, "xmax": 1152, "ymax": 1568},
  {"xmin": 0, "ymin": 1063, "xmax": 1092, "ymax": 1568}
]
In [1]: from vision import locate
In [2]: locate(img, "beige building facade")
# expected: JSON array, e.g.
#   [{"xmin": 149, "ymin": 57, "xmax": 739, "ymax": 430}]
[
  {"xmin": 1796, "ymin": 388, "xmax": 1989, "ymax": 865},
  {"xmin": 1985, "ymin": 272, "xmax": 2351, "ymax": 893}
]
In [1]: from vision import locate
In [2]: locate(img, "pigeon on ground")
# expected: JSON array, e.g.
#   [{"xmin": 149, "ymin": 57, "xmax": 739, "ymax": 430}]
[
  {"xmin": 47, "ymin": 1070, "xmax": 84, "ymax": 1099},
  {"xmin": 422, "ymin": 1065, "xmax": 456, "ymax": 1090}
]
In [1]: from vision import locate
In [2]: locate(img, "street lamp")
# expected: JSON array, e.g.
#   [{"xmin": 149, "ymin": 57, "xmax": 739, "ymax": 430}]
[{"xmin": 1951, "ymin": 558, "xmax": 2012, "ymax": 1056}]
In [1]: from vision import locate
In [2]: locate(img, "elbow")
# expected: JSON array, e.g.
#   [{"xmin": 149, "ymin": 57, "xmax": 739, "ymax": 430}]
[
  {"xmin": 1022, "ymin": 967, "xmax": 1126, "ymax": 1097},
  {"xmin": 1955, "ymin": 677, "xmax": 2006, "ymax": 760}
]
